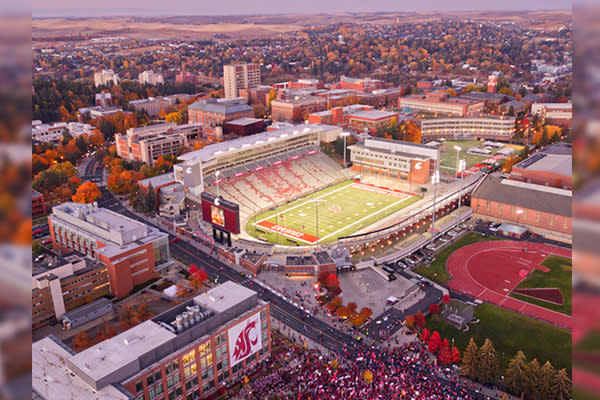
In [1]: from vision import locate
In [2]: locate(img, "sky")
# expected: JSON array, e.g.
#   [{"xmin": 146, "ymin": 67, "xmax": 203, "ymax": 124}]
[{"xmin": 32, "ymin": 0, "xmax": 572, "ymax": 18}]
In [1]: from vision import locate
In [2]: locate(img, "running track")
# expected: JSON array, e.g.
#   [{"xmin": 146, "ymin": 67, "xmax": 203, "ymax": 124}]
[{"xmin": 446, "ymin": 241, "xmax": 572, "ymax": 329}]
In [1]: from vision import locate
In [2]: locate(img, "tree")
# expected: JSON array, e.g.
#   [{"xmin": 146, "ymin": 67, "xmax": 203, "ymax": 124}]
[
  {"xmin": 442, "ymin": 294, "xmax": 451, "ymax": 305},
  {"xmin": 438, "ymin": 346, "xmax": 453, "ymax": 364},
  {"xmin": 428, "ymin": 331, "xmax": 442, "ymax": 353},
  {"xmin": 478, "ymin": 338, "xmax": 498, "ymax": 384},
  {"xmin": 451, "ymin": 347, "xmax": 461, "ymax": 364},
  {"xmin": 429, "ymin": 303, "xmax": 440, "ymax": 314},
  {"xmin": 554, "ymin": 368, "xmax": 571, "ymax": 400},
  {"xmin": 525, "ymin": 359, "xmax": 542, "ymax": 399},
  {"xmin": 176, "ymin": 283, "xmax": 190, "ymax": 298},
  {"xmin": 326, "ymin": 301, "xmax": 338, "ymax": 314},
  {"xmin": 72, "ymin": 181, "xmax": 101, "ymax": 203},
  {"xmin": 414, "ymin": 310, "xmax": 426, "ymax": 328},
  {"xmin": 538, "ymin": 361, "xmax": 556, "ymax": 400},
  {"xmin": 404, "ymin": 315, "xmax": 416, "ymax": 329},
  {"xmin": 318, "ymin": 270, "xmax": 329, "ymax": 286},
  {"xmin": 118, "ymin": 304, "xmax": 135, "ymax": 329},
  {"xmin": 96, "ymin": 322, "xmax": 117, "ymax": 341},
  {"xmin": 505, "ymin": 350, "xmax": 528, "ymax": 397},
  {"xmin": 73, "ymin": 331, "xmax": 90, "ymax": 351},
  {"xmin": 336, "ymin": 305, "xmax": 349, "ymax": 319},
  {"xmin": 461, "ymin": 337, "xmax": 480, "ymax": 380},
  {"xmin": 325, "ymin": 273, "xmax": 340, "ymax": 290},
  {"xmin": 359, "ymin": 307, "xmax": 373, "ymax": 319},
  {"xmin": 347, "ymin": 302, "xmax": 357, "ymax": 314},
  {"xmin": 420, "ymin": 328, "xmax": 431, "ymax": 342},
  {"xmin": 135, "ymin": 302, "xmax": 152, "ymax": 322},
  {"xmin": 190, "ymin": 269, "xmax": 208, "ymax": 291}
]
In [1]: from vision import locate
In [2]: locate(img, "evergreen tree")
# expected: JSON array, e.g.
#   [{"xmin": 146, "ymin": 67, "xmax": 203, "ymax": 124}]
[
  {"xmin": 477, "ymin": 338, "xmax": 498, "ymax": 384},
  {"xmin": 554, "ymin": 368, "xmax": 571, "ymax": 400},
  {"xmin": 461, "ymin": 337, "xmax": 479, "ymax": 380},
  {"xmin": 539, "ymin": 361, "xmax": 556, "ymax": 400},
  {"xmin": 525, "ymin": 358, "xmax": 542, "ymax": 399},
  {"xmin": 507, "ymin": 105, "xmax": 515, "ymax": 116},
  {"xmin": 146, "ymin": 183, "xmax": 157, "ymax": 212},
  {"xmin": 504, "ymin": 350, "xmax": 528, "ymax": 397}
]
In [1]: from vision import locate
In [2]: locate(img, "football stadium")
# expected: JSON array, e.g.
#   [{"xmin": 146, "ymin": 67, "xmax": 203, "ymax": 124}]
[{"xmin": 175, "ymin": 124, "xmax": 432, "ymax": 246}]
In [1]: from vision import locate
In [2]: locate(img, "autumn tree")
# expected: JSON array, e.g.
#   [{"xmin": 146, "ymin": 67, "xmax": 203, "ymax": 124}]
[
  {"xmin": 336, "ymin": 305, "xmax": 349, "ymax": 319},
  {"xmin": 190, "ymin": 269, "xmax": 208, "ymax": 291},
  {"xmin": 414, "ymin": 310, "xmax": 426, "ymax": 328},
  {"xmin": 347, "ymin": 302, "xmax": 358, "ymax": 314},
  {"xmin": 554, "ymin": 368, "xmax": 571, "ymax": 400},
  {"xmin": 72, "ymin": 181, "xmax": 101, "ymax": 203},
  {"xmin": 420, "ymin": 328, "xmax": 430, "ymax": 342},
  {"xmin": 461, "ymin": 337, "xmax": 480, "ymax": 380},
  {"xmin": 404, "ymin": 314, "xmax": 416, "ymax": 329},
  {"xmin": 96, "ymin": 322, "xmax": 117, "ymax": 341},
  {"xmin": 538, "ymin": 361, "xmax": 557, "ymax": 400},
  {"xmin": 442, "ymin": 294, "xmax": 451, "ymax": 305},
  {"xmin": 135, "ymin": 302, "xmax": 152, "ymax": 323},
  {"xmin": 429, "ymin": 303, "xmax": 440, "ymax": 314},
  {"xmin": 428, "ymin": 331, "xmax": 442, "ymax": 353},
  {"xmin": 504, "ymin": 350, "xmax": 528, "ymax": 397},
  {"xmin": 73, "ymin": 331, "xmax": 90, "ymax": 351},
  {"xmin": 359, "ymin": 307, "xmax": 372, "ymax": 319},
  {"xmin": 525, "ymin": 358, "xmax": 542, "ymax": 398},
  {"xmin": 438, "ymin": 345, "xmax": 453, "ymax": 364},
  {"xmin": 478, "ymin": 338, "xmax": 499, "ymax": 384}
]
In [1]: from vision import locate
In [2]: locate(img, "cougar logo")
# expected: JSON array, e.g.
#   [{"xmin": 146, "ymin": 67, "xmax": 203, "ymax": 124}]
[
  {"xmin": 414, "ymin": 162, "xmax": 423, "ymax": 170},
  {"xmin": 232, "ymin": 320, "xmax": 258, "ymax": 362}
]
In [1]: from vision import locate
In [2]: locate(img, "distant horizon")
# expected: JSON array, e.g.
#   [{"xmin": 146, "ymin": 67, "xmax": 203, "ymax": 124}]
[{"xmin": 32, "ymin": 0, "xmax": 572, "ymax": 18}]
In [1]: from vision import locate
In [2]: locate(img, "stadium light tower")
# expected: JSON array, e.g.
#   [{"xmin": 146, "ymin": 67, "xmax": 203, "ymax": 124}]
[
  {"xmin": 457, "ymin": 159, "xmax": 466, "ymax": 223},
  {"xmin": 215, "ymin": 170, "xmax": 221, "ymax": 198},
  {"xmin": 341, "ymin": 131, "xmax": 350, "ymax": 167},
  {"xmin": 430, "ymin": 170, "xmax": 440, "ymax": 242},
  {"xmin": 453, "ymin": 145, "xmax": 462, "ymax": 181}
]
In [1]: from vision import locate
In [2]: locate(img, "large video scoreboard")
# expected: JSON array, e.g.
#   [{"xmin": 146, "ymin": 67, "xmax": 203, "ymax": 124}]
[{"xmin": 200, "ymin": 192, "xmax": 240, "ymax": 235}]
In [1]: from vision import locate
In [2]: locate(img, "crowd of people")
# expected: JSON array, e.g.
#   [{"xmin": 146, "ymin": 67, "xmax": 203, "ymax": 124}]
[{"xmin": 233, "ymin": 341, "xmax": 490, "ymax": 400}]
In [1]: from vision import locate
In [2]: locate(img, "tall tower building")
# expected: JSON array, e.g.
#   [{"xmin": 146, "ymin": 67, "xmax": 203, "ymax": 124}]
[
  {"xmin": 487, "ymin": 74, "xmax": 498, "ymax": 93},
  {"xmin": 223, "ymin": 63, "xmax": 261, "ymax": 98}
]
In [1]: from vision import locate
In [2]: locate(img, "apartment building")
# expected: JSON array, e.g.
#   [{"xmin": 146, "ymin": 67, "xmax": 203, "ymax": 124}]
[
  {"xmin": 94, "ymin": 69, "xmax": 120, "ymax": 87},
  {"xmin": 223, "ymin": 63, "xmax": 261, "ymax": 98},
  {"xmin": 399, "ymin": 92, "xmax": 484, "ymax": 116},
  {"xmin": 139, "ymin": 70, "xmax": 165, "ymax": 86},
  {"xmin": 420, "ymin": 115, "xmax": 516, "ymax": 141}
]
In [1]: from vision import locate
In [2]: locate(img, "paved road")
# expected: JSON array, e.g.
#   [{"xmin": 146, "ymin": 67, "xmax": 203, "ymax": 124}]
[{"xmin": 78, "ymin": 155, "xmax": 105, "ymax": 183}]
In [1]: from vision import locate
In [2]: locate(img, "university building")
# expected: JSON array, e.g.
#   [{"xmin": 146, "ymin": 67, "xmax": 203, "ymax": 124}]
[
  {"xmin": 48, "ymin": 202, "xmax": 170, "ymax": 298},
  {"xmin": 348, "ymin": 137, "xmax": 440, "ymax": 184},
  {"xmin": 33, "ymin": 282, "xmax": 271, "ymax": 400},
  {"xmin": 419, "ymin": 115, "xmax": 516, "ymax": 141},
  {"xmin": 188, "ymin": 98, "xmax": 254, "ymax": 138},
  {"xmin": 399, "ymin": 92, "xmax": 484, "ymax": 116},
  {"xmin": 223, "ymin": 63, "xmax": 261, "ymax": 98}
]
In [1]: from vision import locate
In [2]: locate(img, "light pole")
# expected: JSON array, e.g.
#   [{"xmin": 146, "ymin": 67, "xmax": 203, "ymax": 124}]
[
  {"xmin": 215, "ymin": 170, "xmax": 221, "ymax": 198},
  {"xmin": 431, "ymin": 170, "xmax": 440, "ymax": 242},
  {"xmin": 516, "ymin": 209, "xmax": 523, "ymax": 226},
  {"xmin": 341, "ymin": 131, "xmax": 350, "ymax": 167},
  {"xmin": 457, "ymin": 159, "xmax": 466, "ymax": 223},
  {"xmin": 453, "ymin": 145, "xmax": 462, "ymax": 182}
]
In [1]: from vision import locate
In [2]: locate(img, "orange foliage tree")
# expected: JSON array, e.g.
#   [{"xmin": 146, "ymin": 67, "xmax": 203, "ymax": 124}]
[{"xmin": 72, "ymin": 181, "xmax": 101, "ymax": 203}]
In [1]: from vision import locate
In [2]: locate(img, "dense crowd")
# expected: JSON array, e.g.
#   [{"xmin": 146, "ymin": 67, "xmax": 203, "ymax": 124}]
[{"xmin": 234, "ymin": 341, "xmax": 489, "ymax": 400}]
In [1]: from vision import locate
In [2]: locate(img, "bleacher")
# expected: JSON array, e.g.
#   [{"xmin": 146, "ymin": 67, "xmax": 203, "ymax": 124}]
[{"xmin": 205, "ymin": 149, "xmax": 347, "ymax": 220}]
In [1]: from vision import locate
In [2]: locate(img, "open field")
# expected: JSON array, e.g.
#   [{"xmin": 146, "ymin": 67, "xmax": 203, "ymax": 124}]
[
  {"xmin": 246, "ymin": 180, "xmax": 420, "ymax": 245},
  {"xmin": 510, "ymin": 255, "xmax": 572, "ymax": 315},
  {"xmin": 425, "ymin": 302, "xmax": 571, "ymax": 373},
  {"xmin": 414, "ymin": 232, "xmax": 500, "ymax": 284}
]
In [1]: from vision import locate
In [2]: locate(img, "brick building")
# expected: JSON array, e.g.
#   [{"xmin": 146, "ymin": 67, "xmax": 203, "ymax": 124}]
[
  {"xmin": 308, "ymin": 104, "xmax": 374, "ymax": 126},
  {"xmin": 224, "ymin": 117, "xmax": 266, "ymax": 136},
  {"xmin": 336, "ymin": 76, "xmax": 387, "ymax": 92},
  {"xmin": 399, "ymin": 92, "xmax": 484, "ymax": 116},
  {"xmin": 223, "ymin": 63, "xmax": 261, "ymax": 98},
  {"xmin": 32, "ymin": 189, "xmax": 46, "ymax": 218},
  {"xmin": 346, "ymin": 109, "xmax": 400, "ymax": 134},
  {"xmin": 33, "ymin": 281, "xmax": 271, "ymax": 400},
  {"xmin": 238, "ymin": 85, "xmax": 273, "ymax": 106},
  {"xmin": 48, "ymin": 202, "xmax": 170, "ymax": 298},
  {"xmin": 188, "ymin": 98, "xmax": 254, "ymax": 137},
  {"xmin": 510, "ymin": 142, "xmax": 572, "ymax": 189},
  {"xmin": 471, "ymin": 175, "xmax": 571, "ymax": 241},
  {"xmin": 115, "ymin": 122, "xmax": 202, "ymax": 166},
  {"xmin": 32, "ymin": 252, "xmax": 110, "ymax": 328},
  {"xmin": 270, "ymin": 96, "xmax": 327, "ymax": 122}
]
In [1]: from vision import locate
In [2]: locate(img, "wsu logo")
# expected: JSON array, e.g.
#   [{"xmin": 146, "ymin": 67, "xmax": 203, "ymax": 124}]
[
  {"xmin": 232, "ymin": 320, "xmax": 259, "ymax": 362},
  {"xmin": 414, "ymin": 161, "xmax": 423, "ymax": 170}
]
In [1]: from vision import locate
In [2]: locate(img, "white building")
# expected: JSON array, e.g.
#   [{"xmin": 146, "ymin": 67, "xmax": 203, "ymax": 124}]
[
  {"xmin": 129, "ymin": 94, "xmax": 192, "ymax": 117},
  {"xmin": 93, "ymin": 69, "xmax": 120, "ymax": 87},
  {"xmin": 32, "ymin": 121, "xmax": 98, "ymax": 143},
  {"xmin": 223, "ymin": 63, "xmax": 261, "ymax": 99},
  {"xmin": 531, "ymin": 103, "xmax": 572, "ymax": 122},
  {"xmin": 420, "ymin": 115, "xmax": 516, "ymax": 141},
  {"xmin": 138, "ymin": 70, "xmax": 165, "ymax": 86}
]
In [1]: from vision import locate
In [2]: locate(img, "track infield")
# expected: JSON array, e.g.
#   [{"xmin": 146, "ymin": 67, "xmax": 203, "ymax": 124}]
[
  {"xmin": 446, "ymin": 240, "xmax": 572, "ymax": 328},
  {"xmin": 248, "ymin": 180, "xmax": 420, "ymax": 245}
]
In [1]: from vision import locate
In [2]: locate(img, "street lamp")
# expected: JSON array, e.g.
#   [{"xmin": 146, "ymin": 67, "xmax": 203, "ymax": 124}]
[
  {"xmin": 453, "ymin": 145, "xmax": 462, "ymax": 181},
  {"xmin": 215, "ymin": 170, "xmax": 221, "ymax": 198},
  {"xmin": 431, "ymin": 170, "xmax": 440, "ymax": 242},
  {"xmin": 341, "ymin": 131, "xmax": 350, "ymax": 167},
  {"xmin": 457, "ymin": 159, "xmax": 466, "ymax": 223}
]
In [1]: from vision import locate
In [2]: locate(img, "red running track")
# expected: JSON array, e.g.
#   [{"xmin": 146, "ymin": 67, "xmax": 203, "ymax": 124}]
[{"xmin": 446, "ymin": 240, "xmax": 572, "ymax": 329}]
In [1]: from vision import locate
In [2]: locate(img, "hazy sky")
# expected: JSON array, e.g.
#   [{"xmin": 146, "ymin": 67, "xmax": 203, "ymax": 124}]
[{"xmin": 33, "ymin": 0, "xmax": 572, "ymax": 17}]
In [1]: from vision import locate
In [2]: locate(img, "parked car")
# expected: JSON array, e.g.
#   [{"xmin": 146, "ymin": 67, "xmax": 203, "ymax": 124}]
[
  {"xmin": 425, "ymin": 244, "xmax": 436, "ymax": 251},
  {"xmin": 387, "ymin": 274, "xmax": 397, "ymax": 282},
  {"xmin": 382, "ymin": 265, "xmax": 395, "ymax": 274},
  {"xmin": 396, "ymin": 260, "xmax": 407, "ymax": 269},
  {"xmin": 447, "ymin": 230, "xmax": 458, "ymax": 237},
  {"xmin": 403, "ymin": 258, "xmax": 415, "ymax": 266},
  {"xmin": 439, "ymin": 237, "xmax": 449, "ymax": 243},
  {"xmin": 489, "ymin": 224, "xmax": 500, "ymax": 232}
]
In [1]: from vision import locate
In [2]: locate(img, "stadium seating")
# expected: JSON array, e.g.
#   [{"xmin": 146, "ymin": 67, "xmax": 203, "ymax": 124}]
[{"xmin": 207, "ymin": 150, "xmax": 348, "ymax": 221}]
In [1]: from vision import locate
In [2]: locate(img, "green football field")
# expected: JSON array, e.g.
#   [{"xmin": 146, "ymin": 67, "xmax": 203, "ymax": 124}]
[{"xmin": 246, "ymin": 180, "xmax": 421, "ymax": 245}]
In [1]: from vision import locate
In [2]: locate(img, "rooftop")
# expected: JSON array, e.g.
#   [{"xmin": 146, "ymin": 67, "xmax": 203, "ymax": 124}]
[
  {"xmin": 33, "ymin": 336, "xmax": 129, "ymax": 400},
  {"xmin": 194, "ymin": 280, "xmax": 257, "ymax": 314},
  {"xmin": 188, "ymin": 98, "xmax": 252, "ymax": 115},
  {"xmin": 472, "ymin": 175, "xmax": 571, "ymax": 217},
  {"xmin": 138, "ymin": 172, "xmax": 176, "ymax": 188},
  {"xmin": 225, "ymin": 117, "xmax": 265, "ymax": 126},
  {"xmin": 514, "ymin": 143, "xmax": 572, "ymax": 176},
  {"xmin": 348, "ymin": 110, "xmax": 398, "ymax": 120}
]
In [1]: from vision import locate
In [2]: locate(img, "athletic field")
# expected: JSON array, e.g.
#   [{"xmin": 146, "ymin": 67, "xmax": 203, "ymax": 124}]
[{"xmin": 246, "ymin": 180, "xmax": 421, "ymax": 245}]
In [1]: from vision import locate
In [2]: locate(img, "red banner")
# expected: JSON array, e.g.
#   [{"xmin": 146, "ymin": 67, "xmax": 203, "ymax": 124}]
[{"xmin": 256, "ymin": 220, "xmax": 318, "ymax": 244}]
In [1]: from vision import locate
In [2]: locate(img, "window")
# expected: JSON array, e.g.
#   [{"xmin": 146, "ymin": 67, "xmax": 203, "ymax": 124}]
[
  {"xmin": 184, "ymin": 363, "xmax": 197, "ymax": 379},
  {"xmin": 148, "ymin": 383, "xmax": 164, "ymax": 400},
  {"xmin": 214, "ymin": 333, "xmax": 226, "ymax": 346},
  {"xmin": 166, "ymin": 360, "xmax": 179, "ymax": 375},
  {"xmin": 147, "ymin": 370, "xmax": 162, "ymax": 387},
  {"xmin": 202, "ymin": 380, "xmax": 215, "ymax": 393},
  {"xmin": 215, "ymin": 346, "xmax": 227, "ymax": 360},
  {"xmin": 168, "ymin": 386, "xmax": 183, "ymax": 400},
  {"xmin": 200, "ymin": 354, "xmax": 213, "ymax": 369},
  {"xmin": 135, "ymin": 381, "xmax": 144, "ymax": 393},
  {"xmin": 167, "ymin": 373, "xmax": 180, "ymax": 388},
  {"xmin": 218, "ymin": 371, "xmax": 229, "ymax": 383},
  {"xmin": 217, "ymin": 358, "xmax": 228, "ymax": 371},
  {"xmin": 182, "ymin": 350, "xmax": 196, "ymax": 366},
  {"xmin": 186, "ymin": 390, "xmax": 200, "ymax": 400},
  {"xmin": 198, "ymin": 342, "xmax": 211, "ymax": 357},
  {"xmin": 231, "ymin": 363, "xmax": 243, "ymax": 374},
  {"xmin": 201, "ymin": 366, "xmax": 214, "ymax": 381},
  {"xmin": 260, "ymin": 309, "xmax": 267, "ymax": 320},
  {"xmin": 185, "ymin": 377, "xmax": 198, "ymax": 391}
]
